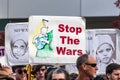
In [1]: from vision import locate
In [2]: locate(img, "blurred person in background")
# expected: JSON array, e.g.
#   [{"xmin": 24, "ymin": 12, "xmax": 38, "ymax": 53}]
[
  {"xmin": 94, "ymin": 75, "xmax": 107, "ymax": 80},
  {"xmin": 69, "ymin": 73, "xmax": 78, "ymax": 80},
  {"xmin": 0, "ymin": 65, "xmax": 15, "ymax": 80},
  {"xmin": 46, "ymin": 68, "xmax": 69, "ymax": 80},
  {"xmin": 31, "ymin": 65, "xmax": 47, "ymax": 80},
  {"xmin": 106, "ymin": 63, "xmax": 120, "ymax": 80},
  {"xmin": 12, "ymin": 65, "xmax": 27, "ymax": 80}
]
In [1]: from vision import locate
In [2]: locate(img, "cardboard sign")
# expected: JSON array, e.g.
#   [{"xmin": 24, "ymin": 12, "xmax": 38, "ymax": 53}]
[
  {"xmin": 86, "ymin": 29, "xmax": 120, "ymax": 74},
  {"xmin": 0, "ymin": 32, "xmax": 7, "ymax": 65},
  {"xmin": 5, "ymin": 23, "xmax": 29, "ymax": 66},
  {"xmin": 29, "ymin": 16, "xmax": 86, "ymax": 64}
]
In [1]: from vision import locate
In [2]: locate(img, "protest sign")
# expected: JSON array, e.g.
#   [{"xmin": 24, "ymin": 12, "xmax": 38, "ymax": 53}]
[
  {"xmin": 86, "ymin": 29, "xmax": 120, "ymax": 74},
  {"xmin": 0, "ymin": 32, "xmax": 7, "ymax": 65},
  {"xmin": 29, "ymin": 16, "xmax": 86, "ymax": 64},
  {"xmin": 5, "ymin": 23, "xmax": 29, "ymax": 65}
]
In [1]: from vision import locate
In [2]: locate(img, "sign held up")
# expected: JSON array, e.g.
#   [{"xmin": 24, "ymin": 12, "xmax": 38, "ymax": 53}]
[{"xmin": 29, "ymin": 16, "xmax": 86, "ymax": 64}]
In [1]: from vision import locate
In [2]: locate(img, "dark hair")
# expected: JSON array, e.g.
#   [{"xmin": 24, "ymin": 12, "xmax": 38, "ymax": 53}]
[
  {"xmin": 106, "ymin": 63, "xmax": 120, "ymax": 74},
  {"xmin": 12, "ymin": 65, "xmax": 26, "ymax": 73},
  {"xmin": 45, "ymin": 67, "xmax": 57, "ymax": 79},
  {"xmin": 47, "ymin": 68, "xmax": 69, "ymax": 80},
  {"xmin": 31, "ymin": 65, "xmax": 47, "ymax": 75},
  {"xmin": 76, "ymin": 54, "xmax": 89, "ymax": 70}
]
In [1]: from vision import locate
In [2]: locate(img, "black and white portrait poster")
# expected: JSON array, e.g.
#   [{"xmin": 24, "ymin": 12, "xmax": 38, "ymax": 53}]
[
  {"xmin": 86, "ymin": 29, "xmax": 120, "ymax": 74},
  {"xmin": 5, "ymin": 23, "xmax": 29, "ymax": 66}
]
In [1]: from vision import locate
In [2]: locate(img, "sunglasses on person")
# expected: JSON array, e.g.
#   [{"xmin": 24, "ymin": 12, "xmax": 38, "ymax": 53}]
[
  {"xmin": 17, "ymin": 69, "xmax": 27, "ymax": 74},
  {"xmin": 85, "ymin": 63, "xmax": 97, "ymax": 67}
]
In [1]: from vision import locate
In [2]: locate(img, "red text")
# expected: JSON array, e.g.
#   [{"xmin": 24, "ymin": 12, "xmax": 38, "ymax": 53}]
[
  {"xmin": 58, "ymin": 24, "xmax": 82, "ymax": 35},
  {"xmin": 60, "ymin": 36, "xmax": 80, "ymax": 45},
  {"xmin": 56, "ymin": 47, "xmax": 83, "ymax": 56}
]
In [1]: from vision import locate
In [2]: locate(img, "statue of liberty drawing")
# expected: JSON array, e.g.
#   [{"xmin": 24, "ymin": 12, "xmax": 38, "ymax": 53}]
[{"xmin": 32, "ymin": 19, "xmax": 53, "ymax": 58}]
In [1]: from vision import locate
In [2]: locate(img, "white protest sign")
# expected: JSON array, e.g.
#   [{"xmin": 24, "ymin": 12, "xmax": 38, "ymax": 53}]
[
  {"xmin": 86, "ymin": 29, "xmax": 120, "ymax": 74},
  {"xmin": 0, "ymin": 32, "xmax": 7, "ymax": 65},
  {"xmin": 5, "ymin": 23, "xmax": 29, "ymax": 66},
  {"xmin": 29, "ymin": 16, "xmax": 86, "ymax": 64}
]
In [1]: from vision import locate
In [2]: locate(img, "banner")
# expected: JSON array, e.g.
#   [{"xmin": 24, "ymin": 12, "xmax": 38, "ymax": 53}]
[
  {"xmin": 5, "ymin": 23, "xmax": 29, "ymax": 66},
  {"xmin": 86, "ymin": 29, "xmax": 120, "ymax": 74},
  {"xmin": 0, "ymin": 32, "xmax": 7, "ymax": 65},
  {"xmin": 29, "ymin": 16, "xmax": 86, "ymax": 64}
]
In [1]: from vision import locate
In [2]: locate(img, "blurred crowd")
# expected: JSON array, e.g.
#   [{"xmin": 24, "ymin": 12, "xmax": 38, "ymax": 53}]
[
  {"xmin": 1, "ymin": 54, "xmax": 120, "ymax": 80},
  {"xmin": 0, "ymin": 64, "xmax": 78, "ymax": 80}
]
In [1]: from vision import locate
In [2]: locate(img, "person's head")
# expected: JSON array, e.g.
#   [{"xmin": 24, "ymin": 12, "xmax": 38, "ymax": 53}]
[
  {"xmin": 32, "ymin": 65, "xmax": 47, "ymax": 80},
  {"xmin": 12, "ymin": 65, "xmax": 27, "ymax": 80},
  {"xmin": 47, "ymin": 68, "xmax": 69, "ymax": 80},
  {"xmin": 76, "ymin": 54, "xmax": 98, "ymax": 78},
  {"xmin": 0, "ymin": 66, "xmax": 15, "ymax": 80},
  {"xmin": 106, "ymin": 63, "xmax": 120, "ymax": 80},
  {"xmin": 94, "ymin": 35, "xmax": 115, "ymax": 64},
  {"xmin": 11, "ymin": 39, "xmax": 28, "ymax": 59}
]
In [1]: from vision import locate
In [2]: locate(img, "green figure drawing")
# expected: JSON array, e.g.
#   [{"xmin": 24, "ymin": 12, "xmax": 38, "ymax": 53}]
[{"xmin": 33, "ymin": 19, "xmax": 53, "ymax": 58}]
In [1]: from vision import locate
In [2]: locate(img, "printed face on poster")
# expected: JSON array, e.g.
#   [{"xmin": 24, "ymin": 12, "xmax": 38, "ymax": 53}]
[
  {"xmin": 29, "ymin": 16, "xmax": 86, "ymax": 64},
  {"xmin": 86, "ymin": 29, "xmax": 120, "ymax": 74},
  {"xmin": 5, "ymin": 23, "xmax": 29, "ymax": 66}
]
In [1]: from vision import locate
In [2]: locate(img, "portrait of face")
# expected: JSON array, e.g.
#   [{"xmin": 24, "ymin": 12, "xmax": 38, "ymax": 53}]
[
  {"xmin": 96, "ymin": 43, "xmax": 114, "ymax": 64},
  {"xmin": 93, "ymin": 34, "xmax": 116, "ymax": 74},
  {"xmin": 93, "ymin": 34, "xmax": 116, "ymax": 64},
  {"xmin": 11, "ymin": 39, "xmax": 28, "ymax": 59}
]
